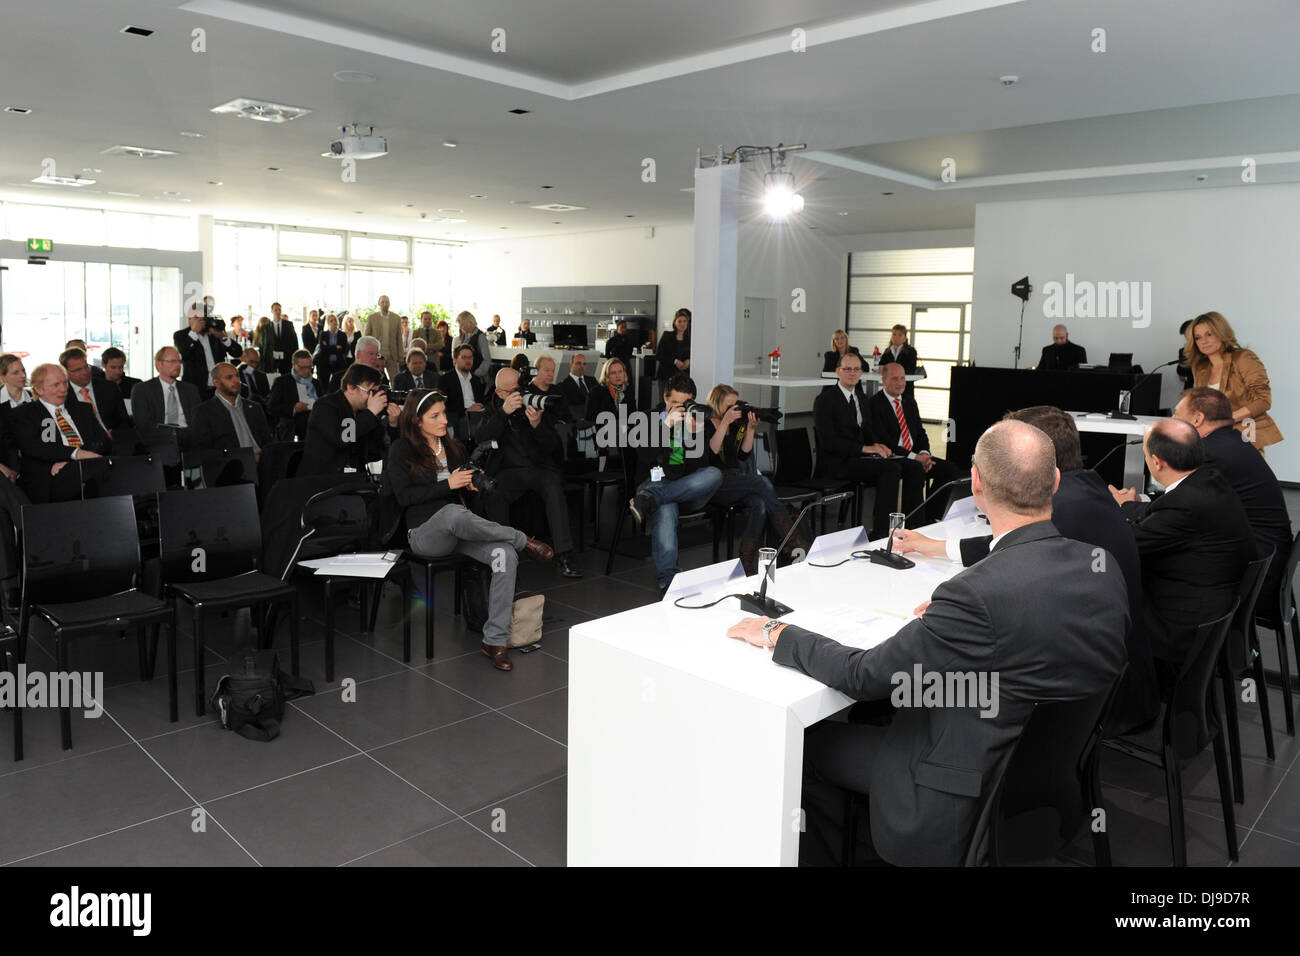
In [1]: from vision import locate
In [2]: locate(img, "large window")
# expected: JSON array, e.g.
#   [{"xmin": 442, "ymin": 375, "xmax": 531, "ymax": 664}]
[
  {"xmin": 214, "ymin": 221, "xmax": 276, "ymax": 320},
  {"xmin": 845, "ymin": 247, "xmax": 974, "ymax": 423},
  {"xmin": 0, "ymin": 202, "xmax": 196, "ymax": 251}
]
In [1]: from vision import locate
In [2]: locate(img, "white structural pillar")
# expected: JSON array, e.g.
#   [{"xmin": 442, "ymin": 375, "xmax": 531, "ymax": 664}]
[{"xmin": 691, "ymin": 163, "xmax": 741, "ymax": 401}]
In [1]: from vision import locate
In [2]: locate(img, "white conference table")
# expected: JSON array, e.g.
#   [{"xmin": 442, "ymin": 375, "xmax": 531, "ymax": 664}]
[
  {"xmin": 1069, "ymin": 411, "xmax": 1163, "ymax": 490},
  {"xmin": 567, "ymin": 513, "xmax": 987, "ymax": 866},
  {"xmin": 732, "ymin": 375, "xmax": 831, "ymax": 417}
]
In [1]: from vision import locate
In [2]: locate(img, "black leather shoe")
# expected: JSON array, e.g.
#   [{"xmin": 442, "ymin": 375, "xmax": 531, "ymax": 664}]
[{"xmin": 557, "ymin": 553, "xmax": 584, "ymax": 578}]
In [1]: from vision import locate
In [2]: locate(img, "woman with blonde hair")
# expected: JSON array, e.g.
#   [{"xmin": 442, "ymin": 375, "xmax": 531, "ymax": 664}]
[
  {"xmin": 705, "ymin": 384, "xmax": 811, "ymax": 573},
  {"xmin": 1186, "ymin": 311, "xmax": 1282, "ymax": 452},
  {"xmin": 341, "ymin": 314, "xmax": 361, "ymax": 362},
  {"xmin": 823, "ymin": 329, "xmax": 863, "ymax": 373},
  {"xmin": 0, "ymin": 354, "xmax": 31, "ymax": 408}
]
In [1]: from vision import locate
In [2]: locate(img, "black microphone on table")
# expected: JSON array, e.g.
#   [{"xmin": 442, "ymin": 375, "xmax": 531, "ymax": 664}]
[
  {"xmin": 1107, "ymin": 359, "xmax": 1179, "ymax": 420},
  {"xmin": 868, "ymin": 477, "xmax": 973, "ymax": 571},
  {"xmin": 1090, "ymin": 438, "xmax": 1143, "ymax": 473},
  {"xmin": 737, "ymin": 499, "xmax": 818, "ymax": 617}
]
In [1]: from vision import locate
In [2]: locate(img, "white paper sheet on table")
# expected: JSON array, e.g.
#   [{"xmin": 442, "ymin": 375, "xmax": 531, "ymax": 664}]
[
  {"xmin": 782, "ymin": 603, "xmax": 910, "ymax": 651},
  {"xmin": 298, "ymin": 552, "xmax": 397, "ymax": 578}
]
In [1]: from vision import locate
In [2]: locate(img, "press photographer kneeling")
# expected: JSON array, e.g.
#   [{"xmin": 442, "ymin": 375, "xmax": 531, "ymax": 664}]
[
  {"xmin": 386, "ymin": 389, "xmax": 555, "ymax": 672},
  {"xmin": 475, "ymin": 367, "xmax": 584, "ymax": 578}
]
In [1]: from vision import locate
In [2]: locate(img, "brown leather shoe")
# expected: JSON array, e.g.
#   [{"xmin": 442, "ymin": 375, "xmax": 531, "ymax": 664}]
[
  {"xmin": 482, "ymin": 642, "xmax": 512, "ymax": 671},
  {"xmin": 523, "ymin": 537, "xmax": 555, "ymax": 562}
]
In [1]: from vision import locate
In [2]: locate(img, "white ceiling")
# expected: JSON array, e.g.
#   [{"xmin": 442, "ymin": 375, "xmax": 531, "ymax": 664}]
[{"xmin": 1, "ymin": 0, "xmax": 1298, "ymax": 242}]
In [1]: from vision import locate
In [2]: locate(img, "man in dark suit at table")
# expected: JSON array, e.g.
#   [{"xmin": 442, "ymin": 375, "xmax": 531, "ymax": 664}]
[
  {"xmin": 1172, "ymin": 387, "xmax": 1293, "ymax": 616},
  {"xmin": 61, "ymin": 346, "xmax": 131, "ymax": 435},
  {"xmin": 268, "ymin": 350, "xmax": 322, "ymax": 441},
  {"xmin": 1037, "ymin": 324, "xmax": 1088, "ymax": 371},
  {"xmin": 14, "ymin": 363, "xmax": 110, "ymax": 503},
  {"xmin": 728, "ymin": 421, "xmax": 1129, "ymax": 865},
  {"xmin": 814, "ymin": 352, "xmax": 921, "ymax": 539},
  {"xmin": 896, "ymin": 404, "xmax": 1153, "ymax": 734},
  {"xmin": 439, "ymin": 344, "xmax": 488, "ymax": 440},
  {"xmin": 558, "ymin": 352, "xmax": 598, "ymax": 411},
  {"xmin": 131, "ymin": 346, "xmax": 203, "ymax": 457},
  {"xmin": 1110, "ymin": 418, "xmax": 1254, "ymax": 672},
  {"xmin": 868, "ymin": 362, "xmax": 957, "ymax": 523},
  {"xmin": 191, "ymin": 362, "xmax": 272, "ymax": 459},
  {"xmin": 392, "ymin": 348, "xmax": 435, "ymax": 392}
]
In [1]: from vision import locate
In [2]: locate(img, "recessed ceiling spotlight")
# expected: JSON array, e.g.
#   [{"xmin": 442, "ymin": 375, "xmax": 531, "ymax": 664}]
[
  {"xmin": 4, "ymin": 106, "xmax": 32, "ymax": 114},
  {"xmin": 211, "ymin": 97, "xmax": 311, "ymax": 124},
  {"xmin": 355, "ymin": 210, "xmax": 364, "ymax": 214},
  {"xmin": 82, "ymin": 167, "xmax": 103, "ymax": 174},
  {"xmin": 121, "ymin": 25, "xmax": 154, "ymax": 37},
  {"xmin": 208, "ymin": 180, "xmax": 223, "ymax": 186},
  {"xmin": 508, "ymin": 108, "xmax": 531, "ymax": 115},
  {"xmin": 266, "ymin": 166, "xmax": 280, "ymax": 171},
  {"xmin": 442, "ymin": 140, "xmax": 458, "ymax": 148},
  {"xmin": 107, "ymin": 191, "xmax": 140, "ymax": 197},
  {"xmin": 437, "ymin": 208, "xmax": 462, "ymax": 213},
  {"xmin": 624, "ymin": 214, "xmax": 635, "ymax": 218},
  {"xmin": 333, "ymin": 70, "xmax": 377, "ymax": 83},
  {"xmin": 540, "ymin": 185, "xmax": 554, "ymax": 189},
  {"xmin": 1000, "ymin": 75, "xmax": 1019, "ymax": 86},
  {"xmin": 179, "ymin": 130, "xmax": 204, "ymax": 138},
  {"xmin": 838, "ymin": 211, "xmax": 849, "ymax": 215},
  {"xmin": 499, "ymin": 226, "xmax": 509, "ymax": 229},
  {"xmin": 32, "ymin": 174, "xmax": 95, "ymax": 187},
  {"xmin": 881, "ymin": 191, "xmax": 894, "ymax": 196},
  {"xmin": 163, "ymin": 190, "xmax": 181, "ymax": 196},
  {"xmin": 1195, "ymin": 174, "xmax": 1209, "ymax": 182},
  {"xmin": 101, "ymin": 144, "xmax": 179, "ymax": 159},
  {"xmin": 403, "ymin": 202, "xmax": 415, "ymax": 208},
  {"xmin": 532, "ymin": 203, "xmax": 584, "ymax": 212},
  {"xmin": 468, "ymin": 194, "xmax": 486, "ymax": 199}
]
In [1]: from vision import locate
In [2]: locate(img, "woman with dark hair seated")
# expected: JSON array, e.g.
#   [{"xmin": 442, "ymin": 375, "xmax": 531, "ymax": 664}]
[
  {"xmin": 510, "ymin": 352, "xmax": 532, "ymax": 388},
  {"xmin": 705, "ymin": 384, "xmax": 812, "ymax": 573},
  {"xmin": 386, "ymin": 388, "xmax": 554, "ymax": 671}
]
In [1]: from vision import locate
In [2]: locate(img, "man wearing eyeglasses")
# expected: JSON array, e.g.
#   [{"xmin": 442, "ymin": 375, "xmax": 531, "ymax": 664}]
[{"xmin": 298, "ymin": 362, "xmax": 391, "ymax": 475}]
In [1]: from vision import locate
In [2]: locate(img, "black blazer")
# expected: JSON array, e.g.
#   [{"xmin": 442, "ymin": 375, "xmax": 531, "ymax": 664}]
[
  {"xmin": 302, "ymin": 323, "xmax": 318, "ymax": 354},
  {"xmin": 271, "ymin": 319, "xmax": 299, "ymax": 375},
  {"xmin": 65, "ymin": 376, "xmax": 131, "ymax": 432},
  {"xmin": 956, "ymin": 468, "xmax": 1154, "ymax": 733},
  {"xmin": 237, "ymin": 364, "xmax": 270, "ymax": 404},
  {"xmin": 312, "ymin": 331, "xmax": 349, "ymax": 388},
  {"xmin": 268, "ymin": 374, "xmax": 322, "ymax": 440},
  {"xmin": 13, "ymin": 400, "xmax": 112, "ymax": 503},
  {"xmin": 116, "ymin": 375, "xmax": 142, "ymax": 401},
  {"xmin": 173, "ymin": 328, "xmax": 241, "ymax": 389},
  {"xmin": 131, "ymin": 377, "xmax": 203, "ymax": 447},
  {"xmin": 1201, "ymin": 425, "xmax": 1293, "ymax": 567},
  {"xmin": 773, "ymin": 521, "xmax": 1129, "ymax": 866},
  {"xmin": 822, "ymin": 346, "xmax": 864, "ymax": 373},
  {"xmin": 585, "ymin": 383, "xmax": 636, "ymax": 428},
  {"xmin": 880, "ymin": 343, "xmax": 918, "ymax": 374},
  {"xmin": 392, "ymin": 369, "xmax": 437, "ymax": 392},
  {"xmin": 812, "ymin": 384, "xmax": 881, "ymax": 479},
  {"xmin": 868, "ymin": 389, "xmax": 930, "ymax": 457},
  {"xmin": 1037, "ymin": 341, "xmax": 1087, "ymax": 371},
  {"xmin": 438, "ymin": 369, "xmax": 488, "ymax": 425},
  {"xmin": 190, "ymin": 395, "xmax": 272, "ymax": 454},
  {"xmin": 559, "ymin": 374, "xmax": 598, "ymax": 410},
  {"xmin": 383, "ymin": 435, "xmax": 472, "ymax": 530},
  {"xmin": 1121, "ymin": 467, "xmax": 1255, "ymax": 656},
  {"xmin": 514, "ymin": 329, "xmax": 537, "ymax": 345},
  {"xmin": 298, "ymin": 389, "xmax": 385, "ymax": 475},
  {"xmin": 605, "ymin": 332, "xmax": 635, "ymax": 369},
  {"xmin": 655, "ymin": 334, "xmax": 689, "ymax": 381}
]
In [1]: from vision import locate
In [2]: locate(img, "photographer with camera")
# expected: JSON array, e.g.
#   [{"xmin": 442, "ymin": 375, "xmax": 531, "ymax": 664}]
[
  {"xmin": 474, "ymin": 367, "xmax": 583, "ymax": 578},
  {"xmin": 705, "ymin": 384, "xmax": 811, "ymax": 574},
  {"xmin": 627, "ymin": 373, "xmax": 723, "ymax": 594},
  {"xmin": 386, "ymin": 389, "xmax": 554, "ymax": 671},
  {"xmin": 524, "ymin": 355, "xmax": 572, "ymax": 423},
  {"xmin": 174, "ymin": 306, "xmax": 241, "ymax": 395},
  {"xmin": 299, "ymin": 363, "xmax": 390, "ymax": 475}
]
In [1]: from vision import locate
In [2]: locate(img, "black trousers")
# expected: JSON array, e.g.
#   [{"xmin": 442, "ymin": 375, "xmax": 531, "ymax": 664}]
[
  {"xmin": 831, "ymin": 457, "xmax": 925, "ymax": 537},
  {"xmin": 799, "ymin": 720, "xmax": 887, "ymax": 866},
  {"xmin": 484, "ymin": 467, "xmax": 573, "ymax": 555}
]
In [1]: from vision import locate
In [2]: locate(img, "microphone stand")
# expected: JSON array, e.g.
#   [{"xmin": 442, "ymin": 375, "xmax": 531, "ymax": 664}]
[
  {"xmin": 868, "ymin": 477, "xmax": 973, "ymax": 570},
  {"xmin": 737, "ymin": 501, "xmax": 817, "ymax": 617},
  {"xmin": 1012, "ymin": 297, "xmax": 1027, "ymax": 369},
  {"xmin": 1107, "ymin": 359, "xmax": 1178, "ymax": 420}
]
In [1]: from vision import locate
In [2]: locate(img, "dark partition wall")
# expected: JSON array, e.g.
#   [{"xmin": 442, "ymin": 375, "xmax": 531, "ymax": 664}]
[{"xmin": 946, "ymin": 367, "xmax": 1162, "ymax": 484}]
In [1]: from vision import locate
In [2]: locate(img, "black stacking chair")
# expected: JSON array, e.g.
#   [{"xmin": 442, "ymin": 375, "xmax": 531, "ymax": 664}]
[
  {"xmin": 18, "ymin": 497, "xmax": 176, "ymax": 750},
  {"xmin": 2, "ymin": 625, "xmax": 21, "ymax": 760},
  {"xmin": 1255, "ymin": 530, "xmax": 1299, "ymax": 737},
  {"xmin": 984, "ymin": 676, "xmax": 1124, "ymax": 866},
  {"xmin": 775, "ymin": 428, "xmax": 856, "ymax": 535},
  {"xmin": 754, "ymin": 431, "xmax": 818, "ymax": 511},
  {"xmin": 80, "ymin": 455, "xmax": 166, "ymax": 500},
  {"xmin": 1218, "ymin": 551, "xmax": 1275, "ymax": 803},
  {"xmin": 1104, "ymin": 603, "xmax": 1239, "ymax": 866},
  {"xmin": 603, "ymin": 498, "xmax": 729, "ymax": 577},
  {"xmin": 193, "ymin": 447, "xmax": 257, "ymax": 488},
  {"xmin": 157, "ymin": 485, "xmax": 300, "ymax": 716}
]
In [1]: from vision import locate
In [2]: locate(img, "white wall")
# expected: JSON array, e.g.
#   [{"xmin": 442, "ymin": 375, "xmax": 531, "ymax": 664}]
[
  {"xmin": 973, "ymin": 186, "xmax": 1300, "ymax": 481},
  {"xmin": 451, "ymin": 224, "xmax": 694, "ymax": 333}
]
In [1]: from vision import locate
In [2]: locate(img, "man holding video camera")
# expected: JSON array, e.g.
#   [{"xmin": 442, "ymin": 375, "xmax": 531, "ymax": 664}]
[
  {"xmin": 475, "ymin": 366, "xmax": 583, "ymax": 578},
  {"xmin": 174, "ymin": 306, "xmax": 241, "ymax": 395}
]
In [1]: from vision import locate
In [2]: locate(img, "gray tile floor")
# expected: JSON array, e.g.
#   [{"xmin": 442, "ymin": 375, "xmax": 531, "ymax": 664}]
[{"xmin": 3, "ymin": 495, "xmax": 1300, "ymax": 867}]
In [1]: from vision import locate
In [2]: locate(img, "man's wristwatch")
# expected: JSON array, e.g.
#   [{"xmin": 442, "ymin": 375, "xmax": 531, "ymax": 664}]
[{"xmin": 762, "ymin": 619, "xmax": 786, "ymax": 648}]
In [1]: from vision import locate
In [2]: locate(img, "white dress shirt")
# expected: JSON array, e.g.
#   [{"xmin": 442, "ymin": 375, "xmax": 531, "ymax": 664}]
[
  {"xmin": 189, "ymin": 329, "xmax": 217, "ymax": 384},
  {"xmin": 38, "ymin": 398, "xmax": 81, "ymax": 447},
  {"xmin": 456, "ymin": 369, "xmax": 476, "ymax": 409},
  {"xmin": 1, "ymin": 387, "xmax": 30, "ymax": 408}
]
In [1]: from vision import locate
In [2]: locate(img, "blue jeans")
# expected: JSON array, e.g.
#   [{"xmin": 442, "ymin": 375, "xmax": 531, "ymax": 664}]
[{"xmin": 637, "ymin": 467, "xmax": 723, "ymax": 588}]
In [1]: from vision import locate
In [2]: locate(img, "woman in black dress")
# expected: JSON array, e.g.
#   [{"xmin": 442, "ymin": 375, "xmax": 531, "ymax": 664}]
[{"xmin": 655, "ymin": 308, "xmax": 691, "ymax": 383}]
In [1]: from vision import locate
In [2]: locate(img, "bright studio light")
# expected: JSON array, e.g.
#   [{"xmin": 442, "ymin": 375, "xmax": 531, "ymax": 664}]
[{"xmin": 763, "ymin": 170, "xmax": 804, "ymax": 220}]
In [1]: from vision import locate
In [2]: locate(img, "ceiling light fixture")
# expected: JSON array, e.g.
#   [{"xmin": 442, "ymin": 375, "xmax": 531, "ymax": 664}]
[
  {"xmin": 211, "ymin": 97, "xmax": 311, "ymax": 124},
  {"xmin": 468, "ymin": 194, "xmax": 486, "ymax": 199},
  {"xmin": 32, "ymin": 174, "xmax": 95, "ymax": 187},
  {"xmin": 442, "ymin": 140, "xmax": 458, "ymax": 148},
  {"xmin": 762, "ymin": 150, "xmax": 804, "ymax": 221},
  {"xmin": 508, "ymin": 108, "xmax": 531, "ymax": 115},
  {"xmin": 208, "ymin": 180, "xmax": 223, "ymax": 186},
  {"xmin": 101, "ymin": 144, "xmax": 179, "ymax": 159},
  {"xmin": 4, "ymin": 106, "xmax": 32, "ymax": 114},
  {"xmin": 121, "ymin": 25, "xmax": 154, "ymax": 37}
]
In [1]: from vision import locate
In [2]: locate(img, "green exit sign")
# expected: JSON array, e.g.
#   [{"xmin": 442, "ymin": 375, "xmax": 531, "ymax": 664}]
[{"xmin": 27, "ymin": 238, "xmax": 53, "ymax": 253}]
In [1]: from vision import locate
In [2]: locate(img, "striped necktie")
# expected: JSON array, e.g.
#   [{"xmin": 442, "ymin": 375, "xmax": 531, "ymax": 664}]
[
  {"xmin": 893, "ymin": 396, "xmax": 913, "ymax": 452},
  {"xmin": 54, "ymin": 407, "xmax": 83, "ymax": 448},
  {"xmin": 80, "ymin": 385, "xmax": 105, "ymax": 429}
]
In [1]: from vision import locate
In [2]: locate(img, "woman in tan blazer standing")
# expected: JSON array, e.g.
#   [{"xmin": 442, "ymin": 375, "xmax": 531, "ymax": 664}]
[{"xmin": 1186, "ymin": 311, "xmax": 1283, "ymax": 453}]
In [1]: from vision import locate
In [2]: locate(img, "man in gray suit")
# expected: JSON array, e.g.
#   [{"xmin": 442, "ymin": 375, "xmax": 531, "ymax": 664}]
[
  {"xmin": 131, "ymin": 345, "xmax": 203, "ymax": 456},
  {"xmin": 728, "ymin": 421, "xmax": 1129, "ymax": 866}
]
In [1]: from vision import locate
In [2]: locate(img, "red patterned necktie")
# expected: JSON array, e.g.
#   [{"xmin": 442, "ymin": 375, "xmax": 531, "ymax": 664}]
[
  {"xmin": 81, "ymin": 386, "xmax": 105, "ymax": 428},
  {"xmin": 55, "ymin": 407, "xmax": 83, "ymax": 448},
  {"xmin": 893, "ymin": 397, "xmax": 912, "ymax": 452}
]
